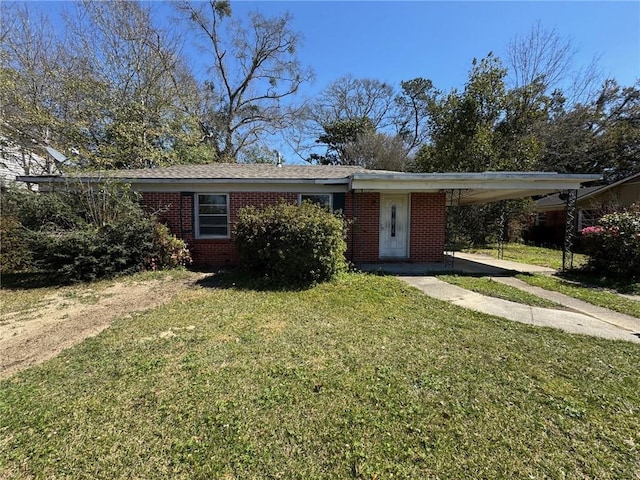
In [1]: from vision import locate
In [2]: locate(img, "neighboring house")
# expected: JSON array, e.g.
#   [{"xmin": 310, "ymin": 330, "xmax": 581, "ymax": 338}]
[
  {"xmin": 525, "ymin": 172, "xmax": 640, "ymax": 246},
  {"xmin": 19, "ymin": 165, "xmax": 598, "ymax": 267},
  {"xmin": 0, "ymin": 142, "xmax": 66, "ymax": 191}
]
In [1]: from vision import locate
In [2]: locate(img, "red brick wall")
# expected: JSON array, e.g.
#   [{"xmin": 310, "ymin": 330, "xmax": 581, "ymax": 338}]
[
  {"xmin": 141, "ymin": 190, "xmax": 447, "ymax": 267},
  {"xmin": 410, "ymin": 193, "xmax": 446, "ymax": 262},
  {"xmin": 141, "ymin": 191, "xmax": 297, "ymax": 267},
  {"xmin": 345, "ymin": 192, "xmax": 380, "ymax": 262},
  {"xmin": 140, "ymin": 192, "xmax": 189, "ymax": 235}
]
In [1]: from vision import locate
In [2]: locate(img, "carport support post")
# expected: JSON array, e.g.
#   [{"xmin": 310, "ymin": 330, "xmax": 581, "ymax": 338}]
[
  {"xmin": 445, "ymin": 189, "xmax": 462, "ymax": 269},
  {"xmin": 498, "ymin": 201, "xmax": 506, "ymax": 260},
  {"xmin": 562, "ymin": 189, "xmax": 578, "ymax": 271}
]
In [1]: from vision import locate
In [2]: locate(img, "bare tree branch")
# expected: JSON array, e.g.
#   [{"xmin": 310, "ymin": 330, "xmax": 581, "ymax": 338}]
[{"xmin": 176, "ymin": 0, "xmax": 313, "ymax": 160}]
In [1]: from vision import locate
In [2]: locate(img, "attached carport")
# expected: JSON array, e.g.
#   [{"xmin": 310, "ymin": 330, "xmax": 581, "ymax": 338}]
[{"xmin": 349, "ymin": 171, "xmax": 601, "ymax": 270}]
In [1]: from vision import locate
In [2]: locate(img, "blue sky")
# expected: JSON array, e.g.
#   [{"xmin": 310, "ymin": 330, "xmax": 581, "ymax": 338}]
[
  {"xmin": 223, "ymin": 1, "xmax": 639, "ymax": 95},
  {"xmin": 22, "ymin": 1, "xmax": 640, "ymax": 162},
  {"xmin": 27, "ymin": 1, "xmax": 640, "ymax": 89},
  {"xmin": 219, "ymin": 1, "xmax": 640, "ymax": 160}
]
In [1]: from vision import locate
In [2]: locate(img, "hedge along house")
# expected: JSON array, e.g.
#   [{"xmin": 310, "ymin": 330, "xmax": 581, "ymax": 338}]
[{"xmin": 19, "ymin": 164, "xmax": 599, "ymax": 268}]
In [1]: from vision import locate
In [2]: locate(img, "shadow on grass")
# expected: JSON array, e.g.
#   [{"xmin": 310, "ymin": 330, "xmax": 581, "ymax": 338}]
[
  {"xmin": 0, "ymin": 272, "xmax": 66, "ymax": 289},
  {"xmin": 552, "ymin": 269, "xmax": 640, "ymax": 295},
  {"xmin": 1, "ymin": 266, "xmax": 317, "ymax": 293},
  {"xmin": 195, "ymin": 268, "xmax": 316, "ymax": 292},
  {"xmin": 429, "ymin": 264, "xmax": 639, "ymax": 296},
  {"xmin": 373, "ymin": 266, "xmax": 520, "ymax": 278},
  {"xmin": 438, "ymin": 270, "xmax": 519, "ymax": 278}
]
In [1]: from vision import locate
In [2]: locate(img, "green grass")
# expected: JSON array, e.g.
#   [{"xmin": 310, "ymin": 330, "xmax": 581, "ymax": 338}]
[
  {"xmin": 465, "ymin": 243, "xmax": 588, "ymax": 270},
  {"xmin": 438, "ymin": 275, "xmax": 562, "ymax": 309},
  {"xmin": 517, "ymin": 274, "xmax": 640, "ymax": 319},
  {"xmin": 1, "ymin": 272, "xmax": 639, "ymax": 479},
  {"xmin": 559, "ymin": 270, "xmax": 640, "ymax": 296}
]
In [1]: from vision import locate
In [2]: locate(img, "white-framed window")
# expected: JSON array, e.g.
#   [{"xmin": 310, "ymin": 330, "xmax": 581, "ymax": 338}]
[
  {"xmin": 195, "ymin": 193, "xmax": 229, "ymax": 238},
  {"xmin": 535, "ymin": 212, "xmax": 547, "ymax": 226},
  {"xmin": 579, "ymin": 209, "xmax": 597, "ymax": 230},
  {"xmin": 299, "ymin": 193, "xmax": 332, "ymax": 209}
]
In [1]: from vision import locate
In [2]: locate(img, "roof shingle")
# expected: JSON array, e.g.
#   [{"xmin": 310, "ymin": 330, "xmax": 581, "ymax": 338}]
[{"xmin": 100, "ymin": 163, "xmax": 372, "ymax": 180}]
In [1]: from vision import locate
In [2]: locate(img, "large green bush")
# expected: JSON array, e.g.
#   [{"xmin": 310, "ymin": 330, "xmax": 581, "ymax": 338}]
[
  {"xmin": 28, "ymin": 215, "xmax": 155, "ymax": 282},
  {"xmin": 0, "ymin": 182, "xmax": 190, "ymax": 282},
  {"xmin": 234, "ymin": 201, "xmax": 347, "ymax": 285},
  {"xmin": 580, "ymin": 205, "xmax": 640, "ymax": 279},
  {"xmin": 0, "ymin": 214, "xmax": 33, "ymax": 272}
]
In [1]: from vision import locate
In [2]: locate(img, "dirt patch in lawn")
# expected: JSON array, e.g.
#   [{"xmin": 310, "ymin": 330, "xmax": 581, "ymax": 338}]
[{"xmin": 0, "ymin": 271, "xmax": 210, "ymax": 379}]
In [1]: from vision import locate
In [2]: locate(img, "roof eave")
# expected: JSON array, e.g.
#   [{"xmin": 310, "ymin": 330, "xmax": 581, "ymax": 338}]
[
  {"xmin": 350, "ymin": 173, "xmax": 601, "ymax": 192},
  {"xmin": 16, "ymin": 175, "xmax": 352, "ymax": 185}
]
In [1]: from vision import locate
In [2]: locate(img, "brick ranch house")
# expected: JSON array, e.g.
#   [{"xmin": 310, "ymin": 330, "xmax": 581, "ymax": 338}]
[
  {"xmin": 20, "ymin": 164, "xmax": 599, "ymax": 267},
  {"xmin": 525, "ymin": 172, "xmax": 640, "ymax": 246}
]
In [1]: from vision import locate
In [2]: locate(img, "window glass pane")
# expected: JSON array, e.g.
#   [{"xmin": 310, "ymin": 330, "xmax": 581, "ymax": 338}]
[
  {"xmin": 391, "ymin": 205, "xmax": 396, "ymax": 237},
  {"xmin": 199, "ymin": 215, "xmax": 227, "ymax": 226},
  {"xmin": 199, "ymin": 205, "xmax": 227, "ymax": 215},
  {"xmin": 198, "ymin": 194, "xmax": 227, "ymax": 205},
  {"xmin": 581, "ymin": 210, "xmax": 597, "ymax": 228},
  {"xmin": 197, "ymin": 193, "xmax": 229, "ymax": 237},
  {"xmin": 200, "ymin": 226, "xmax": 228, "ymax": 236},
  {"xmin": 301, "ymin": 194, "xmax": 331, "ymax": 208}
]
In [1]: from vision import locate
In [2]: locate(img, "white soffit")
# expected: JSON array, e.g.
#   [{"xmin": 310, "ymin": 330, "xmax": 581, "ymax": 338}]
[{"xmin": 350, "ymin": 172, "xmax": 601, "ymax": 205}]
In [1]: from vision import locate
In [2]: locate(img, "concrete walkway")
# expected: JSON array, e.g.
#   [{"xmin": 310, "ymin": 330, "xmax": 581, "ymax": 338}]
[
  {"xmin": 359, "ymin": 252, "xmax": 556, "ymax": 276},
  {"xmin": 400, "ymin": 276, "xmax": 640, "ymax": 344},
  {"xmin": 491, "ymin": 276, "xmax": 640, "ymax": 333},
  {"xmin": 361, "ymin": 252, "xmax": 640, "ymax": 343},
  {"xmin": 453, "ymin": 252, "xmax": 556, "ymax": 275}
]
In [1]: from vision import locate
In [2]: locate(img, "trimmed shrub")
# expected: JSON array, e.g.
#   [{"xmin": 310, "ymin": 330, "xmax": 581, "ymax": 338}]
[
  {"xmin": 580, "ymin": 205, "xmax": 640, "ymax": 279},
  {"xmin": 149, "ymin": 223, "xmax": 192, "ymax": 271},
  {"xmin": 234, "ymin": 201, "xmax": 347, "ymax": 285}
]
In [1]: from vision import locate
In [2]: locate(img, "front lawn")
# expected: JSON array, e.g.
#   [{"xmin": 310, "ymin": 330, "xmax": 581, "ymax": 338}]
[
  {"xmin": 465, "ymin": 243, "xmax": 588, "ymax": 270},
  {"xmin": 1, "ymin": 273, "xmax": 638, "ymax": 478}
]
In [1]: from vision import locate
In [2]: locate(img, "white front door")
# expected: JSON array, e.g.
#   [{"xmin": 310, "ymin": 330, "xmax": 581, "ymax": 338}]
[{"xmin": 379, "ymin": 194, "xmax": 409, "ymax": 258}]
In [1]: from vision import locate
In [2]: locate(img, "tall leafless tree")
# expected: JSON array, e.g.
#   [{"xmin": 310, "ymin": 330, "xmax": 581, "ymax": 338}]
[
  {"xmin": 0, "ymin": 2, "xmax": 70, "ymax": 176},
  {"xmin": 311, "ymin": 76, "xmax": 396, "ymax": 129},
  {"xmin": 176, "ymin": 0, "xmax": 313, "ymax": 160},
  {"xmin": 342, "ymin": 131, "xmax": 408, "ymax": 171},
  {"xmin": 507, "ymin": 21, "xmax": 602, "ymax": 105},
  {"xmin": 64, "ymin": 0, "xmax": 207, "ymax": 168},
  {"xmin": 290, "ymin": 75, "xmax": 397, "ymax": 162}
]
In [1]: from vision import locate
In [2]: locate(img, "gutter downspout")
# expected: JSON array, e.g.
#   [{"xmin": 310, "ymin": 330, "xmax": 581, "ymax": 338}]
[
  {"xmin": 180, "ymin": 192, "xmax": 193, "ymax": 239},
  {"xmin": 179, "ymin": 193, "xmax": 185, "ymax": 239},
  {"xmin": 350, "ymin": 189, "xmax": 356, "ymax": 263}
]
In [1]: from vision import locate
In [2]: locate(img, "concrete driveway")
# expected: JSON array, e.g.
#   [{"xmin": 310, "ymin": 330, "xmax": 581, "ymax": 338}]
[
  {"xmin": 360, "ymin": 254, "xmax": 640, "ymax": 344},
  {"xmin": 360, "ymin": 252, "xmax": 555, "ymax": 276}
]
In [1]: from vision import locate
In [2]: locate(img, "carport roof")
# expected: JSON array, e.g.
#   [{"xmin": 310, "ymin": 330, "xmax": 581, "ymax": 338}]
[{"xmin": 349, "ymin": 171, "xmax": 601, "ymax": 205}]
